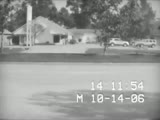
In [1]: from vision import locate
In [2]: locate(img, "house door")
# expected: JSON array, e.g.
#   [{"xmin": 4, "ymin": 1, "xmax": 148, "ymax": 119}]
[
  {"xmin": 53, "ymin": 35, "xmax": 60, "ymax": 43},
  {"xmin": 12, "ymin": 36, "xmax": 19, "ymax": 45}
]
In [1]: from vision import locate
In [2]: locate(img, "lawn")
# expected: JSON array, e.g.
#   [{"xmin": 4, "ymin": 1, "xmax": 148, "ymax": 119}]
[
  {"xmin": 1, "ymin": 44, "xmax": 160, "ymax": 62},
  {"xmin": 2, "ymin": 44, "xmax": 160, "ymax": 54}
]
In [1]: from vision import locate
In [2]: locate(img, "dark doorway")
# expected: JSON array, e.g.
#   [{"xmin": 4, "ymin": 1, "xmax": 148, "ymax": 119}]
[
  {"xmin": 12, "ymin": 36, "xmax": 19, "ymax": 45},
  {"xmin": 53, "ymin": 35, "xmax": 60, "ymax": 43}
]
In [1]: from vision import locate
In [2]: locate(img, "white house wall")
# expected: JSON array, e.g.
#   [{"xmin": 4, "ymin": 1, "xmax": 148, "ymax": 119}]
[
  {"xmin": 81, "ymin": 33, "xmax": 97, "ymax": 43},
  {"xmin": 0, "ymin": 35, "xmax": 12, "ymax": 46},
  {"xmin": 36, "ymin": 29, "xmax": 53, "ymax": 44}
]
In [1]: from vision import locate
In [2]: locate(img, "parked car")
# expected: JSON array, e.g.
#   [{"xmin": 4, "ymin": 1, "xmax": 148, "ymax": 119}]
[
  {"xmin": 109, "ymin": 38, "xmax": 129, "ymax": 47},
  {"xmin": 134, "ymin": 39, "xmax": 157, "ymax": 48}
]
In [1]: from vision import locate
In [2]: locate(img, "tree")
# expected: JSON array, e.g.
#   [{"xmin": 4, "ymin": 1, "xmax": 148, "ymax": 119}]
[
  {"xmin": 72, "ymin": 13, "xmax": 90, "ymax": 28},
  {"xmin": 12, "ymin": 0, "xmax": 68, "ymax": 28},
  {"xmin": 0, "ymin": 0, "xmax": 16, "ymax": 53},
  {"xmin": 67, "ymin": 0, "xmax": 122, "ymax": 54},
  {"xmin": 7, "ymin": 2, "xmax": 27, "ymax": 32},
  {"xmin": 119, "ymin": 0, "xmax": 155, "ymax": 40},
  {"xmin": 118, "ymin": 0, "xmax": 142, "ymax": 40},
  {"xmin": 48, "ymin": 5, "xmax": 60, "ymax": 23},
  {"xmin": 25, "ymin": 0, "xmax": 55, "ymax": 18},
  {"xmin": 67, "ymin": 0, "xmax": 122, "ymax": 33},
  {"xmin": 7, "ymin": 0, "xmax": 63, "ymax": 33},
  {"xmin": 58, "ymin": 7, "xmax": 75, "ymax": 28},
  {"xmin": 139, "ymin": 0, "xmax": 155, "ymax": 38},
  {"xmin": 10, "ymin": 0, "xmax": 59, "ymax": 26},
  {"xmin": 66, "ymin": 0, "xmax": 91, "ymax": 28}
]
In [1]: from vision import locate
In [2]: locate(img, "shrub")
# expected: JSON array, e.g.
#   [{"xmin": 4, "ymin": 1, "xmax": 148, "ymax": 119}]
[{"xmin": 69, "ymin": 39, "xmax": 77, "ymax": 44}]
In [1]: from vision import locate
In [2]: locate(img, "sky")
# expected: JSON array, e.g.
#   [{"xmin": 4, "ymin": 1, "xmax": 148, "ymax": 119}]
[
  {"xmin": 53, "ymin": 0, "xmax": 160, "ymax": 19},
  {"xmin": 53, "ymin": 0, "xmax": 67, "ymax": 9}
]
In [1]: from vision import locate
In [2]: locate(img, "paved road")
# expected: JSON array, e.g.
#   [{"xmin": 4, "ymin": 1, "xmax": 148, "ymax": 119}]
[{"xmin": 0, "ymin": 63, "xmax": 160, "ymax": 120}]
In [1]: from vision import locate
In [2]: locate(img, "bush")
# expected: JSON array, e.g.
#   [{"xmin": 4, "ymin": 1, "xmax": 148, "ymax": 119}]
[
  {"xmin": 45, "ymin": 41, "xmax": 50, "ymax": 45},
  {"xmin": 69, "ymin": 39, "xmax": 77, "ymax": 44}
]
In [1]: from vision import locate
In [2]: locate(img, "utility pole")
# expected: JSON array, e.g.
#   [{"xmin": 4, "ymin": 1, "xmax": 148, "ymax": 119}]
[
  {"xmin": 26, "ymin": 4, "xmax": 32, "ymax": 49},
  {"xmin": 0, "ymin": 31, "xmax": 4, "ymax": 53}
]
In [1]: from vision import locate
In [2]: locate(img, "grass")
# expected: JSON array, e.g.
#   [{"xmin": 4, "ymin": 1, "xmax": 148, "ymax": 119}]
[{"xmin": 1, "ymin": 44, "xmax": 160, "ymax": 62}]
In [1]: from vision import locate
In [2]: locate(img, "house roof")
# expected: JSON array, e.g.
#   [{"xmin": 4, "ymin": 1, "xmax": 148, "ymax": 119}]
[
  {"xmin": 68, "ymin": 29, "xmax": 101, "ymax": 36},
  {"xmin": 13, "ymin": 16, "xmax": 72, "ymax": 35},
  {"xmin": 0, "ymin": 29, "xmax": 12, "ymax": 35}
]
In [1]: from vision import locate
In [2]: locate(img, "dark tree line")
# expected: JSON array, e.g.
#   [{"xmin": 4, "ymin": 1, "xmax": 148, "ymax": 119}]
[{"xmin": 1, "ymin": 0, "xmax": 155, "ymax": 35}]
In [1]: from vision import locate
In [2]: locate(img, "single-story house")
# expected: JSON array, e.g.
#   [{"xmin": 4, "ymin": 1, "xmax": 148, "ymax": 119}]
[
  {"xmin": 0, "ymin": 29, "xmax": 12, "ymax": 46},
  {"xmin": 13, "ymin": 16, "xmax": 73, "ymax": 45},
  {"xmin": 68, "ymin": 29, "xmax": 101, "ymax": 43}
]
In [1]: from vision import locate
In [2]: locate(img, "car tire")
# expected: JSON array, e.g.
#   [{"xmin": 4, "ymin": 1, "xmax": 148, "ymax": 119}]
[
  {"xmin": 151, "ymin": 44, "xmax": 155, "ymax": 48},
  {"xmin": 123, "ymin": 43, "xmax": 128, "ymax": 47}
]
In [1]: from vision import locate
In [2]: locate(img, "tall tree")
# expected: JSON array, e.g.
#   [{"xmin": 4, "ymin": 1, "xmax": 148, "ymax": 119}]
[
  {"xmin": 119, "ymin": 0, "xmax": 155, "ymax": 40},
  {"xmin": 71, "ymin": 13, "xmax": 90, "ymax": 28},
  {"xmin": 26, "ymin": 0, "xmax": 55, "ymax": 18},
  {"xmin": 58, "ymin": 7, "xmax": 75, "ymax": 28},
  {"xmin": 7, "ymin": 1, "xmax": 27, "ymax": 32},
  {"xmin": 66, "ymin": 0, "xmax": 91, "ymax": 28},
  {"xmin": 67, "ymin": 0, "xmax": 122, "ymax": 54},
  {"xmin": 67, "ymin": 0, "xmax": 122, "ymax": 34},
  {"xmin": 119, "ymin": 0, "xmax": 143, "ymax": 40},
  {"xmin": 139, "ymin": 0, "xmax": 155, "ymax": 38},
  {"xmin": 0, "ymin": 0, "xmax": 17, "ymax": 53}
]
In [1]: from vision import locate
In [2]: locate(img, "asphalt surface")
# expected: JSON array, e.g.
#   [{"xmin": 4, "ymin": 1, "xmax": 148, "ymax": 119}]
[{"xmin": 0, "ymin": 63, "xmax": 160, "ymax": 120}]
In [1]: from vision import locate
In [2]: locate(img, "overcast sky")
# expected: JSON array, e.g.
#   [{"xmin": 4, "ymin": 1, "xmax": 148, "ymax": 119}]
[
  {"xmin": 53, "ymin": 0, "xmax": 160, "ymax": 19},
  {"xmin": 53, "ymin": 0, "xmax": 67, "ymax": 9}
]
